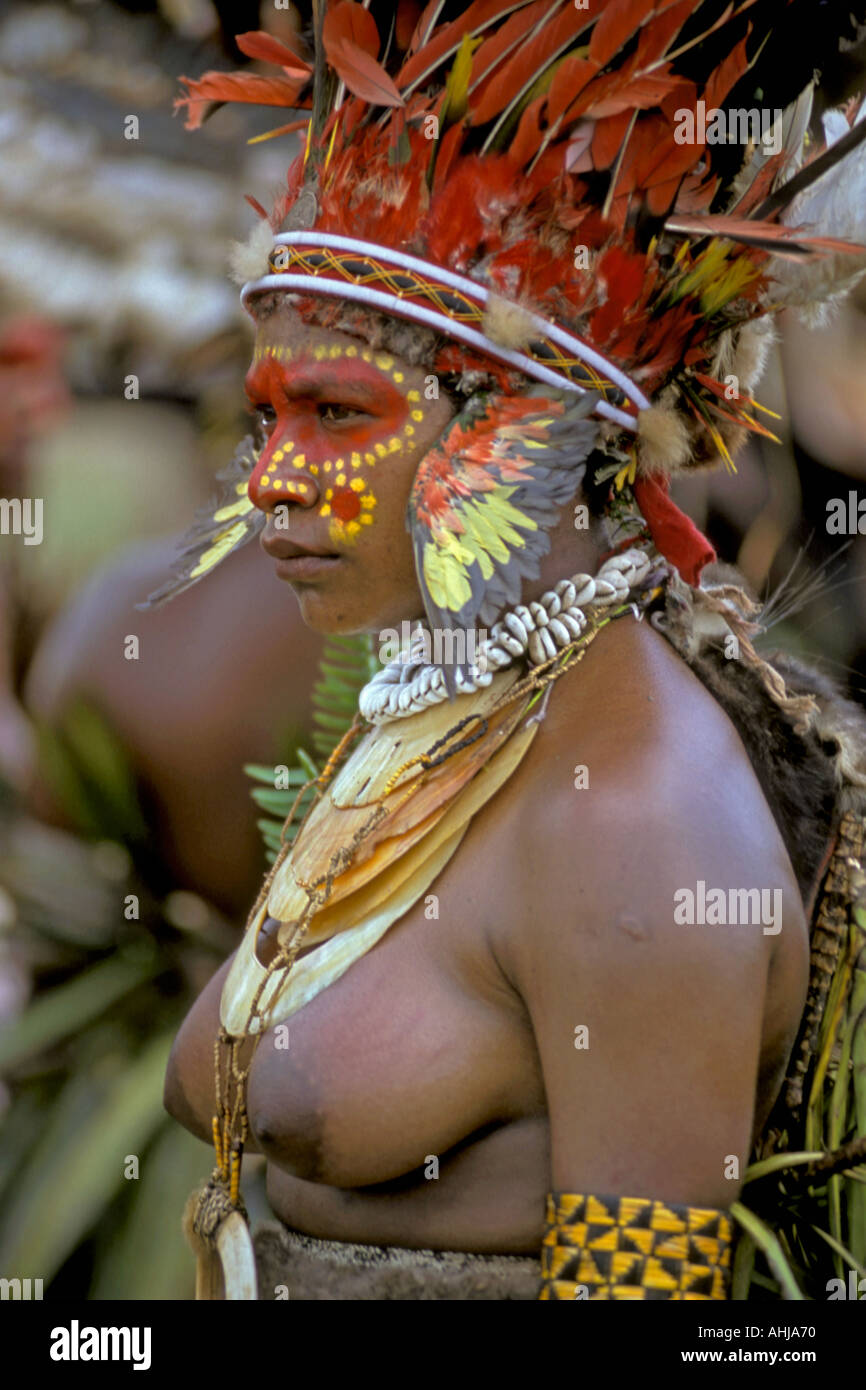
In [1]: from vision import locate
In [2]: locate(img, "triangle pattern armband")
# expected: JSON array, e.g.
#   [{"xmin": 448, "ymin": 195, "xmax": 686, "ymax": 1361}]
[{"xmin": 539, "ymin": 1193, "xmax": 733, "ymax": 1301}]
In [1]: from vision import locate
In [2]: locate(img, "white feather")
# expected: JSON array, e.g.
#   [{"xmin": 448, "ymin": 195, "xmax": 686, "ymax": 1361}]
[
  {"xmin": 767, "ymin": 101, "xmax": 866, "ymax": 326},
  {"xmin": 227, "ymin": 218, "xmax": 274, "ymax": 287}
]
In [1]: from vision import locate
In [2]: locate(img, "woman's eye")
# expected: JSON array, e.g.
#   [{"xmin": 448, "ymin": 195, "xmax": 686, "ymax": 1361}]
[
  {"xmin": 254, "ymin": 405, "xmax": 277, "ymax": 431},
  {"xmin": 318, "ymin": 402, "xmax": 363, "ymax": 423}
]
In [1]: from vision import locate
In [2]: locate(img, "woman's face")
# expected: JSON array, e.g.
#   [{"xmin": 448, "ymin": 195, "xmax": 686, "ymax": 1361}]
[{"xmin": 245, "ymin": 303, "xmax": 454, "ymax": 634}]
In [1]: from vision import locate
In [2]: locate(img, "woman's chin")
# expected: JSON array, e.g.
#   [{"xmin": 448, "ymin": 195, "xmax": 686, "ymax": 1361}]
[
  {"xmin": 293, "ymin": 587, "xmax": 422, "ymax": 640},
  {"xmin": 291, "ymin": 588, "xmax": 378, "ymax": 637}
]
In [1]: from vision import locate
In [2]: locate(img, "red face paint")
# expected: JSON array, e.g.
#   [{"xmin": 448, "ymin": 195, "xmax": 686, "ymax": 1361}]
[
  {"xmin": 331, "ymin": 489, "xmax": 362, "ymax": 522},
  {"xmin": 244, "ymin": 342, "xmax": 427, "ymax": 545}
]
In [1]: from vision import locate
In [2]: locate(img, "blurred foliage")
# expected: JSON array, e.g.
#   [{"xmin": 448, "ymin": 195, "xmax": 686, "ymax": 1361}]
[{"xmin": 0, "ymin": 696, "xmax": 235, "ymax": 1299}]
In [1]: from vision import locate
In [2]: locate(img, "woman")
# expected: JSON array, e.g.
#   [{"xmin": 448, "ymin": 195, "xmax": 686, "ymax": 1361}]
[{"xmin": 161, "ymin": 2, "xmax": 866, "ymax": 1299}]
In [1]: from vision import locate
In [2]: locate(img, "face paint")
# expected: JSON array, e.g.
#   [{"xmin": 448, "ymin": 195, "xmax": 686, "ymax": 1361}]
[{"xmin": 244, "ymin": 342, "xmax": 428, "ymax": 547}]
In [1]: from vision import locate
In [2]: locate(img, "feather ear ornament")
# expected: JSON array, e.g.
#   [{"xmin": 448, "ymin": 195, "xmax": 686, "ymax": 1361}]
[
  {"xmin": 138, "ymin": 435, "xmax": 264, "ymax": 609},
  {"xmin": 407, "ymin": 390, "xmax": 600, "ymax": 664}
]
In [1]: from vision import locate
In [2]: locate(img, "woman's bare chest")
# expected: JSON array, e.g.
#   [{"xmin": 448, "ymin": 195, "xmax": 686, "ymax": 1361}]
[{"xmin": 245, "ymin": 870, "xmax": 546, "ymax": 1190}]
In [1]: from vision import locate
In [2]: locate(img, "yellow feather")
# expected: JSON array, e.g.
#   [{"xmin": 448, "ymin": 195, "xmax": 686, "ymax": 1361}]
[
  {"xmin": 190, "ymin": 520, "xmax": 248, "ymax": 578},
  {"xmin": 441, "ymin": 34, "xmax": 481, "ymax": 124},
  {"xmin": 213, "ymin": 497, "xmax": 254, "ymax": 523}
]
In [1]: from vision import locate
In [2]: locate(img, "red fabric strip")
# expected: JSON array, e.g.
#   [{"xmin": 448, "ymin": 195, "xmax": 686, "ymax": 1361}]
[{"xmin": 633, "ymin": 474, "xmax": 715, "ymax": 585}]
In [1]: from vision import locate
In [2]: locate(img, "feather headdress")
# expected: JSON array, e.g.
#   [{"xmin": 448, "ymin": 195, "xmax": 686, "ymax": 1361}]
[{"xmin": 158, "ymin": 0, "xmax": 866, "ymax": 614}]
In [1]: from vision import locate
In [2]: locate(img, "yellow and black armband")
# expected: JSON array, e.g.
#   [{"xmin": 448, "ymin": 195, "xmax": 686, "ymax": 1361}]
[{"xmin": 539, "ymin": 1193, "xmax": 733, "ymax": 1300}]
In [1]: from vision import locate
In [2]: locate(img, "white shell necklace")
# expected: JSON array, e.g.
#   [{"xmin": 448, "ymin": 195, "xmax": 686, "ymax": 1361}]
[{"xmin": 359, "ymin": 545, "xmax": 656, "ymax": 723}]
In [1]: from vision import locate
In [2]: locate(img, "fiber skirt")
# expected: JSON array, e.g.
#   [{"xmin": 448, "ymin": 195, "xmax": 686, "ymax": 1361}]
[{"xmin": 253, "ymin": 1221, "xmax": 540, "ymax": 1300}]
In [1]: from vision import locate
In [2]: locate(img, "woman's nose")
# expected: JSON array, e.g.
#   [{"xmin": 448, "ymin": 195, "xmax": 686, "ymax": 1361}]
[{"xmin": 248, "ymin": 439, "xmax": 320, "ymax": 513}]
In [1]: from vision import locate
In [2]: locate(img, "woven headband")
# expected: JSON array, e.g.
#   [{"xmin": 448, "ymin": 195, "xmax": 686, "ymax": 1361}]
[{"xmin": 240, "ymin": 231, "xmax": 649, "ymax": 431}]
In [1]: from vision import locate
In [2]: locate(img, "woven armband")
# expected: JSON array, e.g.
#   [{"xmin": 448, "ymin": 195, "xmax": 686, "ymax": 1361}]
[{"xmin": 539, "ymin": 1193, "xmax": 733, "ymax": 1300}]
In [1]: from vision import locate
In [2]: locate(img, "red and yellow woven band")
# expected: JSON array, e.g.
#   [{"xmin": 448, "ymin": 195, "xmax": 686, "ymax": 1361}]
[
  {"xmin": 540, "ymin": 1192, "xmax": 733, "ymax": 1301},
  {"xmin": 264, "ymin": 242, "xmax": 617, "ymax": 397},
  {"xmin": 240, "ymin": 231, "xmax": 650, "ymax": 431}
]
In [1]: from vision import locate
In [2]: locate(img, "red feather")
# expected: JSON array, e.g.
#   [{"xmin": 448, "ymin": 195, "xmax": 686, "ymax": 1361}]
[
  {"xmin": 235, "ymin": 29, "xmax": 311, "ymax": 76},
  {"xmin": 397, "ymin": 0, "xmax": 536, "ymax": 90},
  {"xmin": 468, "ymin": 0, "xmax": 550, "ymax": 94},
  {"xmin": 704, "ymin": 28, "xmax": 753, "ymax": 111},
  {"xmin": 323, "ymin": 2, "xmax": 381, "ymax": 59},
  {"xmin": 646, "ymin": 174, "xmax": 684, "ymax": 216},
  {"xmin": 589, "ymin": 71, "xmax": 680, "ymax": 121},
  {"xmin": 326, "ymin": 42, "xmax": 405, "ymax": 107},
  {"xmin": 633, "ymin": 0, "xmax": 694, "ymax": 68},
  {"xmin": 469, "ymin": 4, "xmax": 592, "ymax": 126},
  {"xmin": 509, "ymin": 93, "xmax": 547, "ymax": 164},
  {"xmin": 174, "ymin": 72, "xmax": 309, "ymax": 129},
  {"xmin": 432, "ymin": 117, "xmax": 467, "ymax": 194},
  {"xmin": 591, "ymin": 109, "xmax": 633, "ymax": 172},
  {"xmin": 396, "ymin": 1, "xmax": 423, "ymax": 51},
  {"xmin": 407, "ymin": 0, "xmax": 447, "ymax": 57},
  {"xmin": 589, "ymin": 0, "xmax": 655, "ymax": 69},
  {"xmin": 423, "ymin": 154, "xmax": 518, "ymax": 268},
  {"xmin": 589, "ymin": 246, "xmax": 649, "ymax": 345},
  {"xmin": 665, "ymin": 215, "xmax": 866, "ymax": 259},
  {"xmin": 547, "ymin": 55, "xmax": 598, "ymax": 129}
]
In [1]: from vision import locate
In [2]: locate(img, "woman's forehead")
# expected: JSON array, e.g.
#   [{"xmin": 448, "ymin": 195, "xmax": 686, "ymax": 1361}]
[{"xmin": 251, "ymin": 302, "xmax": 406, "ymax": 365}]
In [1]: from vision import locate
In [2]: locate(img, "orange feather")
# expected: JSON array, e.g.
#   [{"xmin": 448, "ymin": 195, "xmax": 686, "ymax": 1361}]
[
  {"xmin": 323, "ymin": 2, "xmax": 381, "ymax": 59},
  {"xmin": 174, "ymin": 72, "xmax": 310, "ymax": 130},
  {"xmin": 235, "ymin": 29, "xmax": 312, "ymax": 76}
]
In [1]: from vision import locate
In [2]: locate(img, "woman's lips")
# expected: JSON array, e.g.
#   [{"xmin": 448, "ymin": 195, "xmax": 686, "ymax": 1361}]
[{"xmin": 274, "ymin": 553, "xmax": 342, "ymax": 581}]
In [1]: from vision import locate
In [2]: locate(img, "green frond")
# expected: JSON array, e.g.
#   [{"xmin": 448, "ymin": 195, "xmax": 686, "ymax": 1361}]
[
  {"xmin": 734, "ymin": 859, "xmax": 866, "ymax": 1298},
  {"xmin": 246, "ymin": 631, "xmax": 377, "ymax": 862},
  {"xmin": 729, "ymin": 1202, "xmax": 807, "ymax": 1301}
]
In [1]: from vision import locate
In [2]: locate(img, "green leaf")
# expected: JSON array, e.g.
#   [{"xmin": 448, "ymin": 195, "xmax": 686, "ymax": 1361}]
[
  {"xmin": 295, "ymin": 748, "xmax": 319, "ymax": 781},
  {"xmin": 0, "ymin": 1031, "xmax": 173, "ymax": 1281},
  {"xmin": 89, "ymin": 1123, "xmax": 207, "ymax": 1300},
  {"xmin": 34, "ymin": 700, "xmax": 146, "ymax": 843},
  {"xmin": 730, "ymin": 1201, "xmax": 806, "ymax": 1300},
  {"xmin": 247, "ymin": 634, "xmax": 374, "ymax": 858},
  {"xmin": 811, "ymin": 1224, "xmax": 866, "ymax": 1280},
  {"xmin": 312, "ymin": 709, "xmax": 354, "ymax": 731},
  {"xmin": 0, "ymin": 948, "xmax": 160, "ymax": 1071},
  {"xmin": 243, "ymin": 763, "xmax": 284, "ymax": 784},
  {"xmin": 256, "ymin": 817, "xmax": 284, "ymax": 840},
  {"xmin": 249, "ymin": 788, "xmax": 297, "ymax": 815},
  {"xmin": 743, "ymin": 1151, "xmax": 825, "ymax": 1184},
  {"xmin": 731, "ymin": 1226, "xmax": 757, "ymax": 1300}
]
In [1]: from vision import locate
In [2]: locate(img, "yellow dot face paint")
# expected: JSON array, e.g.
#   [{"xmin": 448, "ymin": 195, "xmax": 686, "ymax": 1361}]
[{"xmin": 244, "ymin": 337, "xmax": 430, "ymax": 543}]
